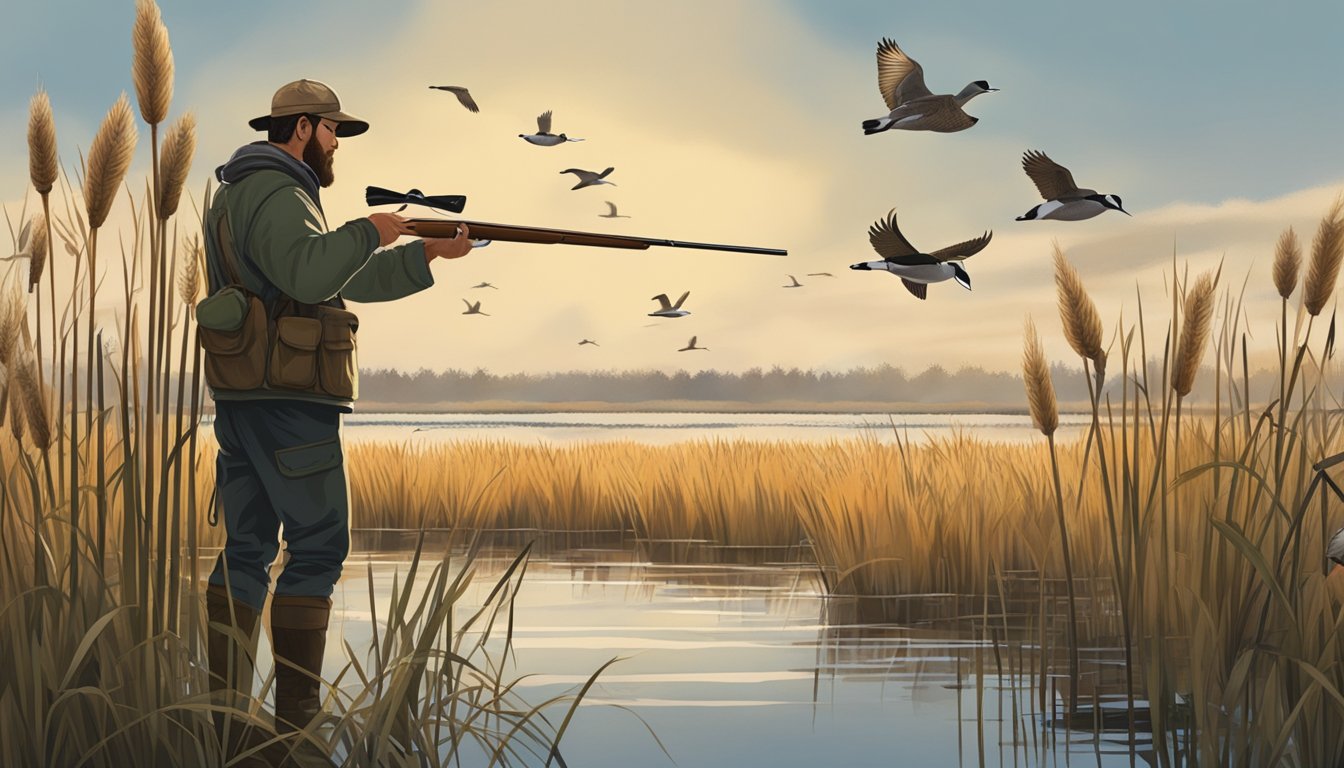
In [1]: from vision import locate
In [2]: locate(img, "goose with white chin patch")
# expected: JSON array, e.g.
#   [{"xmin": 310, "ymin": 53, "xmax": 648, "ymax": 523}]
[
  {"xmin": 861, "ymin": 38, "xmax": 996, "ymax": 135},
  {"xmin": 1016, "ymin": 150, "xmax": 1130, "ymax": 221},
  {"xmin": 519, "ymin": 110, "xmax": 584, "ymax": 146},
  {"xmin": 849, "ymin": 208, "xmax": 991, "ymax": 300}
]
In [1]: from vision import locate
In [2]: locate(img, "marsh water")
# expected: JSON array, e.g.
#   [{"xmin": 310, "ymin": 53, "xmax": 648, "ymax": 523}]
[{"xmin": 235, "ymin": 532, "xmax": 1147, "ymax": 767}]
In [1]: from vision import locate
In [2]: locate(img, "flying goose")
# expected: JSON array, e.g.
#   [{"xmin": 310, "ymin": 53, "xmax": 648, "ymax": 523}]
[
  {"xmin": 578, "ymin": 339, "xmax": 600, "ymax": 346},
  {"xmin": 1329, "ymin": 526, "xmax": 1344, "ymax": 575},
  {"xmin": 428, "ymin": 85, "xmax": 479, "ymax": 113},
  {"xmin": 849, "ymin": 208, "xmax": 992, "ymax": 300},
  {"xmin": 561, "ymin": 167, "xmax": 616, "ymax": 190},
  {"xmin": 648, "ymin": 291, "xmax": 691, "ymax": 318},
  {"xmin": 807, "ymin": 272, "xmax": 835, "ymax": 277},
  {"xmin": 599, "ymin": 201, "xmax": 630, "ymax": 218},
  {"xmin": 461, "ymin": 299, "xmax": 490, "ymax": 316},
  {"xmin": 519, "ymin": 110, "xmax": 584, "ymax": 146},
  {"xmin": 1016, "ymin": 150, "xmax": 1130, "ymax": 221},
  {"xmin": 862, "ymin": 38, "xmax": 996, "ymax": 135},
  {"xmin": 678, "ymin": 336, "xmax": 708, "ymax": 352},
  {"xmin": 471, "ymin": 281, "xmax": 498, "ymax": 289},
  {"xmin": 783, "ymin": 274, "xmax": 803, "ymax": 288}
]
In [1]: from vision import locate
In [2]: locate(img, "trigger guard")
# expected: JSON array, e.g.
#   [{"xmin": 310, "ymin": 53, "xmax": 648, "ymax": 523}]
[{"xmin": 470, "ymin": 239, "xmax": 492, "ymax": 248}]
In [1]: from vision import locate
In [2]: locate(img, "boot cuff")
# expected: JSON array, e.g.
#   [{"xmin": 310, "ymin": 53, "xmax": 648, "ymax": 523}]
[{"xmin": 270, "ymin": 595, "xmax": 333, "ymax": 630}]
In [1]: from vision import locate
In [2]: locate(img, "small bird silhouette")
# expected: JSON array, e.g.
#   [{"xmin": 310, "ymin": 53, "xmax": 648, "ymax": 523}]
[
  {"xmin": 783, "ymin": 274, "xmax": 803, "ymax": 288},
  {"xmin": 561, "ymin": 167, "xmax": 616, "ymax": 190},
  {"xmin": 462, "ymin": 299, "xmax": 490, "ymax": 315},
  {"xmin": 807, "ymin": 272, "xmax": 835, "ymax": 277},
  {"xmin": 578, "ymin": 339, "xmax": 600, "ymax": 346},
  {"xmin": 599, "ymin": 201, "xmax": 630, "ymax": 219},
  {"xmin": 519, "ymin": 110, "xmax": 584, "ymax": 146},
  {"xmin": 471, "ymin": 281, "xmax": 498, "ymax": 289},
  {"xmin": 428, "ymin": 85, "xmax": 479, "ymax": 113},
  {"xmin": 648, "ymin": 291, "xmax": 691, "ymax": 318},
  {"xmin": 678, "ymin": 336, "xmax": 708, "ymax": 352}
]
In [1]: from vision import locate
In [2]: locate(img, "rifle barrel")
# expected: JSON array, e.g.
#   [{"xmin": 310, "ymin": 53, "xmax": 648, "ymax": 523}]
[{"xmin": 408, "ymin": 219, "xmax": 786, "ymax": 256}]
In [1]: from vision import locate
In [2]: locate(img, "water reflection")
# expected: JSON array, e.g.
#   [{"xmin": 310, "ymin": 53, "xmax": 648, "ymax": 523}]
[{"xmin": 224, "ymin": 532, "xmax": 1151, "ymax": 766}]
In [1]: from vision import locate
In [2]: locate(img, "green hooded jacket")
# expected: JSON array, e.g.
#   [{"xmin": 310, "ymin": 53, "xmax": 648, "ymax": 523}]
[{"xmin": 202, "ymin": 141, "xmax": 433, "ymax": 410}]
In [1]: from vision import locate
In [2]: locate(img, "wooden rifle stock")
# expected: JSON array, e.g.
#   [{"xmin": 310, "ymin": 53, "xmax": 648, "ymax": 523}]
[{"xmin": 407, "ymin": 219, "xmax": 787, "ymax": 256}]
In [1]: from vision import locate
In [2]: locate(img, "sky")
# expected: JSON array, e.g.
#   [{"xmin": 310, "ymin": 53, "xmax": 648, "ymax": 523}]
[{"xmin": 1, "ymin": 0, "xmax": 1342, "ymax": 377}]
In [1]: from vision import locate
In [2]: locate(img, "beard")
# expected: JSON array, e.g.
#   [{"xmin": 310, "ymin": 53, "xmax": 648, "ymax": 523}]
[{"xmin": 304, "ymin": 132, "xmax": 335, "ymax": 188}]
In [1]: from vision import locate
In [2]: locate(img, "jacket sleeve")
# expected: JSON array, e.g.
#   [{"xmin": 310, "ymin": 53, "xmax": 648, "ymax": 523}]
[
  {"xmin": 245, "ymin": 185, "xmax": 382, "ymax": 304},
  {"xmin": 339, "ymin": 240, "xmax": 435, "ymax": 303}
]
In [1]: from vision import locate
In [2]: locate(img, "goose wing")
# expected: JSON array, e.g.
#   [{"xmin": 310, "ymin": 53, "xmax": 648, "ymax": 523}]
[
  {"xmin": 560, "ymin": 168, "xmax": 595, "ymax": 180},
  {"xmin": 537, "ymin": 110, "xmax": 553, "ymax": 134},
  {"xmin": 651, "ymin": 293, "xmax": 673, "ymax": 311},
  {"xmin": 672, "ymin": 290, "xmax": 690, "ymax": 309},
  {"xmin": 877, "ymin": 38, "xmax": 932, "ymax": 110},
  {"xmin": 604, "ymin": 201, "xmax": 619, "ymax": 216},
  {"xmin": 868, "ymin": 209, "xmax": 933, "ymax": 265},
  {"xmin": 1022, "ymin": 150, "xmax": 1086, "ymax": 200},
  {"xmin": 900, "ymin": 279, "xmax": 928, "ymax": 300},
  {"xmin": 906, "ymin": 96, "xmax": 978, "ymax": 131},
  {"xmin": 432, "ymin": 86, "xmax": 479, "ymax": 113},
  {"xmin": 598, "ymin": 167, "xmax": 615, "ymax": 179},
  {"xmin": 929, "ymin": 231, "xmax": 992, "ymax": 263}
]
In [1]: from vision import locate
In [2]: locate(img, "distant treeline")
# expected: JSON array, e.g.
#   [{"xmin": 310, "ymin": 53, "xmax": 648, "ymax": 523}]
[{"xmin": 359, "ymin": 363, "xmax": 1287, "ymax": 407}]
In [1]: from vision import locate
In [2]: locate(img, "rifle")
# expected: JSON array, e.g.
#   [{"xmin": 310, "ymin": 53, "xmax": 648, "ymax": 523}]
[{"xmin": 367, "ymin": 186, "xmax": 787, "ymax": 256}]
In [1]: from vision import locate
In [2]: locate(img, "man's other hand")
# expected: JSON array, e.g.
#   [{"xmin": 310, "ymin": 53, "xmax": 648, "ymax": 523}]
[
  {"xmin": 368, "ymin": 213, "xmax": 415, "ymax": 247},
  {"xmin": 424, "ymin": 223, "xmax": 473, "ymax": 262}
]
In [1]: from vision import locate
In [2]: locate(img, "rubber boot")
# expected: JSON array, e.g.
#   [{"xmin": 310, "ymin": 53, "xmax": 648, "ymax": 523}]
[
  {"xmin": 206, "ymin": 584, "xmax": 268, "ymax": 763},
  {"xmin": 270, "ymin": 595, "xmax": 332, "ymax": 734}
]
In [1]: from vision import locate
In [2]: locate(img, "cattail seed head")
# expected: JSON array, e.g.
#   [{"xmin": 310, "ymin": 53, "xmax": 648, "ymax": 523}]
[
  {"xmin": 8, "ymin": 372, "xmax": 24, "ymax": 444},
  {"xmin": 27, "ymin": 213, "xmax": 48, "ymax": 293},
  {"xmin": 1022, "ymin": 317, "xmax": 1058, "ymax": 437},
  {"xmin": 83, "ymin": 94, "xmax": 139, "ymax": 230},
  {"xmin": 1052, "ymin": 243, "xmax": 1106, "ymax": 379},
  {"xmin": 158, "ymin": 112, "xmax": 196, "ymax": 219},
  {"xmin": 178, "ymin": 237, "xmax": 202, "ymax": 306},
  {"xmin": 27, "ymin": 89, "xmax": 58, "ymax": 195},
  {"xmin": 1304, "ymin": 196, "xmax": 1344, "ymax": 317},
  {"xmin": 1272, "ymin": 226, "xmax": 1301, "ymax": 301},
  {"xmin": 14, "ymin": 352, "xmax": 50, "ymax": 451},
  {"xmin": 0, "ymin": 290, "xmax": 24, "ymax": 367},
  {"xmin": 1172, "ymin": 272, "xmax": 1217, "ymax": 397},
  {"xmin": 132, "ymin": 0, "xmax": 174, "ymax": 126}
]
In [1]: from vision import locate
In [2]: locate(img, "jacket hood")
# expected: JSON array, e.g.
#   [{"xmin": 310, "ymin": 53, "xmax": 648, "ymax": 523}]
[{"xmin": 215, "ymin": 142, "xmax": 321, "ymax": 207}]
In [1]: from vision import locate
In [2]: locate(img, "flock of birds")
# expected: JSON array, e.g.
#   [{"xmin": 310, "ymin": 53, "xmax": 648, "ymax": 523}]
[{"xmin": 427, "ymin": 37, "xmax": 1131, "ymax": 349}]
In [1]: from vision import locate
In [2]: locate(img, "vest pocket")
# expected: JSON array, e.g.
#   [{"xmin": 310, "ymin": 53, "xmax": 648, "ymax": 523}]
[
  {"xmin": 318, "ymin": 306, "xmax": 359, "ymax": 400},
  {"xmin": 268, "ymin": 316, "xmax": 322, "ymax": 390},
  {"xmin": 198, "ymin": 292, "xmax": 268, "ymax": 391}
]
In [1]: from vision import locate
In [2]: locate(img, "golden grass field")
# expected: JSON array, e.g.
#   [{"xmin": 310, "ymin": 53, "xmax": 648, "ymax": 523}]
[{"xmin": 1, "ymin": 1, "xmax": 1343, "ymax": 765}]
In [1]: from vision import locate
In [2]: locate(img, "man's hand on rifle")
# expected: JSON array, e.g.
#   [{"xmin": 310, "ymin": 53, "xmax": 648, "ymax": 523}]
[
  {"xmin": 368, "ymin": 212, "xmax": 415, "ymax": 246},
  {"xmin": 423, "ymin": 223, "xmax": 473, "ymax": 263}
]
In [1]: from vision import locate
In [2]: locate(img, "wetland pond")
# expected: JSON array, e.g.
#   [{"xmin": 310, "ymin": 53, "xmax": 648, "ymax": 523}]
[{"xmin": 231, "ymin": 531, "xmax": 1151, "ymax": 767}]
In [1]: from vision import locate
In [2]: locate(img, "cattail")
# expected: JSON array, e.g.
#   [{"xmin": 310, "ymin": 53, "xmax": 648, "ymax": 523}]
[
  {"xmin": 178, "ymin": 237, "xmax": 202, "ymax": 306},
  {"xmin": 1052, "ymin": 243, "xmax": 1106, "ymax": 379},
  {"xmin": 15, "ymin": 352, "xmax": 51, "ymax": 451},
  {"xmin": 8, "ymin": 370, "xmax": 24, "ymax": 444},
  {"xmin": 0, "ymin": 290, "xmax": 24, "ymax": 367},
  {"xmin": 1304, "ymin": 196, "xmax": 1344, "ymax": 317},
  {"xmin": 158, "ymin": 112, "xmax": 196, "ymax": 219},
  {"xmin": 132, "ymin": 0, "xmax": 174, "ymax": 126},
  {"xmin": 27, "ymin": 89, "xmax": 57, "ymax": 195},
  {"xmin": 83, "ymin": 94, "xmax": 139, "ymax": 230},
  {"xmin": 1272, "ymin": 226, "xmax": 1301, "ymax": 301},
  {"xmin": 27, "ymin": 213, "xmax": 48, "ymax": 293},
  {"xmin": 1172, "ymin": 272, "xmax": 1217, "ymax": 397},
  {"xmin": 1022, "ymin": 317, "xmax": 1058, "ymax": 436}
]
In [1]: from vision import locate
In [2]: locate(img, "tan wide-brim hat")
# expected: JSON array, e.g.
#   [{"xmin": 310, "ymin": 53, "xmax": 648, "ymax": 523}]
[{"xmin": 249, "ymin": 78, "xmax": 369, "ymax": 137}]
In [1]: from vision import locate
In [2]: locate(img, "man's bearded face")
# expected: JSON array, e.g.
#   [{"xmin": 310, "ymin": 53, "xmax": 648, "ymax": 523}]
[{"xmin": 304, "ymin": 121, "xmax": 335, "ymax": 188}]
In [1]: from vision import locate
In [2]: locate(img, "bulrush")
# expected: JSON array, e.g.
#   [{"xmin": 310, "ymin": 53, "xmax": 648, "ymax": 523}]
[
  {"xmin": 15, "ymin": 352, "xmax": 52, "ymax": 451},
  {"xmin": 0, "ymin": 291, "xmax": 23, "ymax": 368},
  {"xmin": 177, "ymin": 238, "xmax": 202, "ymax": 307},
  {"xmin": 1172, "ymin": 272, "xmax": 1216, "ymax": 398},
  {"xmin": 27, "ymin": 213, "xmax": 48, "ymax": 294},
  {"xmin": 1303, "ymin": 197, "xmax": 1344, "ymax": 317},
  {"xmin": 1052, "ymin": 243, "xmax": 1106, "ymax": 382},
  {"xmin": 27, "ymin": 89, "xmax": 57, "ymax": 195},
  {"xmin": 157, "ymin": 113, "xmax": 195, "ymax": 219},
  {"xmin": 1272, "ymin": 227, "xmax": 1301, "ymax": 301},
  {"xmin": 132, "ymin": 0, "xmax": 173, "ymax": 127},
  {"xmin": 1022, "ymin": 317, "xmax": 1058, "ymax": 435},
  {"xmin": 83, "ymin": 94, "xmax": 139, "ymax": 229}
]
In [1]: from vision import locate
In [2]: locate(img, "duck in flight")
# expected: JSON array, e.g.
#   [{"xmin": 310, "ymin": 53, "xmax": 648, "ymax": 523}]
[
  {"xmin": 783, "ymin": 275, "xmax": 803, "ymax": 288},
  {"xmin": 849, "ymin": 208, "xmax": 992, "ymax": 300},
  {"xmin": 1016, "ymin": 150, "xmax": 1130, "ymax": 221},
  {"xmin": 462, "ymin": 299, "xmax": 490, "ymax": 316},
  {"xmin": 561, "ymin": 167, "xmax": 616, "ymax": 190},
  {"xmin": 599, "ymin": 201, "xmax": 630, "ymax": 218},
  {"xmin": 578, "ymin": 339, "xmax": 600, "ymax": 346},
  {"xmin": 428, "ymin": 85, "xmax": 479, "ymax": 113},
  {"xmin": 648, "ymin": 291, "xmax": 691, "ymax": 318},
  {"xmin": 678, "ymin": 336, "xmax": 708, "ymax": 352},
  {"xmin": 519, "ymin": 110, "xmax": 584, "ymax": 146},
  {"xmin": 862, "ymin": 38, "xmax": 996, "ymax": 135},
  {"xmin": 470, "ymin": 281, "xmax": 497, "ymax": 289}
]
